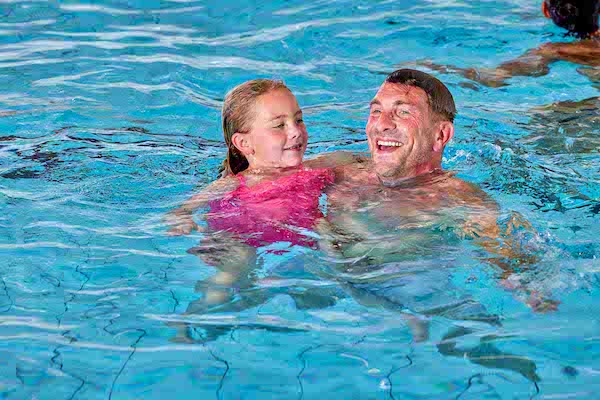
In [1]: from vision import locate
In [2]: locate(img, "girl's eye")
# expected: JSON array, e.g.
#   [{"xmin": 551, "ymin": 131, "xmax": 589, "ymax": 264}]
[
  {"xmin": 296, "ymin": 118, "xmax": 304, "ymax": 124},
  {"xmin": 274, "ymin": 123, "xmax": 285, "ymax": 129}
]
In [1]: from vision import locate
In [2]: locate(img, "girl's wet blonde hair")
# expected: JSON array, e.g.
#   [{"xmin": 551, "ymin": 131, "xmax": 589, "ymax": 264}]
[{"xmin": 220, "ymin": 79, "xmax": 290, "ymax": 176}]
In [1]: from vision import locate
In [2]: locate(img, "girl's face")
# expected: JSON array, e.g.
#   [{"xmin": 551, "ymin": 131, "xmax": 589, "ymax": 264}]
[{"xmin": 234, "ymin": 88, "xmax": 308, "ymax": 170}]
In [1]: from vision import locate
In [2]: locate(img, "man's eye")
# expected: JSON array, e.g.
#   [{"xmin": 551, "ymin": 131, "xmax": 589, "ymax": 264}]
[
  {"xmin": 371, "ymin": 109, "xmax": 381, "ymax": 115},
  {"xmin": 296, "ymin": 118, "xmax": 304, "ymax": 124},
  {"xmin": 397, "ymin": 109, "xmax": 411, "ymax": 116},
  {"xmin": 273, "ymin": 123, "xmax": 285, "ymax": 129}
]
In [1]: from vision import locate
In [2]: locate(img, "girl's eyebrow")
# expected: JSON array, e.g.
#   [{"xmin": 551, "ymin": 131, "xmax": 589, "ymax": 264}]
[
  {"xmin": 268, "ymin": 114, "xmax": 287, "ymax": 121},
  {"xmin": 268, "ymin": 110, "xmax": 302, "ymax": 121}
]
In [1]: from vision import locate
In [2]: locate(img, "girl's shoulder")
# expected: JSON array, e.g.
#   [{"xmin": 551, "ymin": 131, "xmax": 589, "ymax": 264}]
[{"xmin": 206, "ymin": 174, "xmax": 241, "ymax": 196}]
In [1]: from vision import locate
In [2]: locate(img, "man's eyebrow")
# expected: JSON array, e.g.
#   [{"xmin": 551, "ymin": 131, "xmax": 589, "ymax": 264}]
[
  {"xmin": 369, "ymin": 99, "xmax": 381, "ymax": 107},
  {"xmin": 393, "ymin": 100, "xmax": 414, "ymax": 107}
]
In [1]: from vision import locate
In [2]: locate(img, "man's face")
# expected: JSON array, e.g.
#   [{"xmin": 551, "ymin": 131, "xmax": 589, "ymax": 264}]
[{"xmin": 366, "ymin": 82, "xmax": 440, "ymax": 180}]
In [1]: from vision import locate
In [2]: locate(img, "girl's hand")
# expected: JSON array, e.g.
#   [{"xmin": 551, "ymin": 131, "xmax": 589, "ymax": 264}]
[{"xmin": 165, "ymin": 212, "xmax": 201, "ymax": 236}]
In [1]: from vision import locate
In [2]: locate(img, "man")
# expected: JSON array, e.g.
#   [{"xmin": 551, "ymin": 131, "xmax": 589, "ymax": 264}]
[
  {"xmin": 321, "ymin": 69, "xmax": 549, "ymax": 382},
  {"xmin": 326, "ymin": 69, "xmax": 553, "ymax": 304},
  {"xmin": 323, "ymin": 68, "xmax": 510, "ymax": 317},
  {"xmin": 326, "ymin": 69, "xmax": 508, "ymax": 258}
]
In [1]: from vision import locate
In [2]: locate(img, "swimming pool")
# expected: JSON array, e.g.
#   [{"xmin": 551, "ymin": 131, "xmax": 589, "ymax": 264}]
[{"xmin": 1, "ymin": 0, "xmax": 599, "ymax": 398}]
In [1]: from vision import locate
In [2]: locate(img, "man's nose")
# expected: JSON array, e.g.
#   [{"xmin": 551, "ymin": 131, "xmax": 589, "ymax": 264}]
[{"xmin": 376, "ymin": 111, "xmax": 395, "ymax": 132}]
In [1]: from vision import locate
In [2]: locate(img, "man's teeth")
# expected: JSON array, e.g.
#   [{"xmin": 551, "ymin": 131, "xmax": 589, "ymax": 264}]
[{"xmin": 377, "ymin": 141, "xmax": 403, "ymax": 147}]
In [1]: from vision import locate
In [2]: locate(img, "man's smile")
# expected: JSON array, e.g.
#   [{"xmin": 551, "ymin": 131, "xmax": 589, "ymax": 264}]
[{"xmin": 376, "ymin": 138, "xmax": 404, "ymax": 152}]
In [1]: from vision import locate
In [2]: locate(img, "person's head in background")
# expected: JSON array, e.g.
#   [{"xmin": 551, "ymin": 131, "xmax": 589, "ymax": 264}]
[
  {"xmin": 542, "ymin": 0, "xmax": 600, "ymax": 39},
  {"xmin": 220, "ymin": 79, "xmax": 308, "ymax": 176}
]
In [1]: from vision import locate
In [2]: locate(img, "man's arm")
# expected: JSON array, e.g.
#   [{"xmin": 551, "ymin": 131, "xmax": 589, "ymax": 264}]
[
  {"xmin": 451, "ymin": 179, "xmax": 559, "ymax": 312},
  {"xmin": 434, "ymin": 177, "xmax": 556, "ymax": 312},
  {"xmin": 304, "ymin": 150, "xmax": 367, "ymax": 170},
  {"xmin": 449, "ymin": 179, "xmax": 533, "ymax": 270}
]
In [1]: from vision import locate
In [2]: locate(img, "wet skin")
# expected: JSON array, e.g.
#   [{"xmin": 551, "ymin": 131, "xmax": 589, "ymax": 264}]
[{"xmin": 366, "ymin": 83, "xmax": 453, "ymax": 181}]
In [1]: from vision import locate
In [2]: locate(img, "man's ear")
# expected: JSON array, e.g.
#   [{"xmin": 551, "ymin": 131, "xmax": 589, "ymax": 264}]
[
  {"xmin": 433, "ymin": 121, "xmax": 454, "ymax": 153},
  {"xmin": 542, "ymin": 1, "xmax": 551, "ymax": 18},
  {"xmin": 231, "ymin": 132, "xmax": 254, "ymax": 156}
]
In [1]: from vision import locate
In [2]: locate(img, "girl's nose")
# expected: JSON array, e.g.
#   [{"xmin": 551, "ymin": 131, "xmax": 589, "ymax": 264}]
[{"xmin": 288, "ymin": 122, "xmax": 302, "ymax": 139}]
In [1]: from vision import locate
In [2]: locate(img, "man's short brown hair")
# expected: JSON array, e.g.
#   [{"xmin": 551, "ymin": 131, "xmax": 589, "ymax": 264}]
[{"xmin": 385, "ymin": 69, "xmax": 457, "ymax": 123}]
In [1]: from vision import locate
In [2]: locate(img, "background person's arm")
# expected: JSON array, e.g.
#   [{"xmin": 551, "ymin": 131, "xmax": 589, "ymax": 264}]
[{"xmin": 417, "ymin": 46, "xmax": 555, "ymax": 88}]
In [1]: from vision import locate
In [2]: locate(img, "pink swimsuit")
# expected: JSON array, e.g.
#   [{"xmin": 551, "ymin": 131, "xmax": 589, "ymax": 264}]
[{"xmin": 206, "ymin": 168, "xmax": 334, "ymax": 249}]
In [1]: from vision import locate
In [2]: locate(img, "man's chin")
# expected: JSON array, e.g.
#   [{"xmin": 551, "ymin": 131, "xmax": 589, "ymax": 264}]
[{"xmin": 373, "ymin": 161, "xmax": 404, "ymax": 179}]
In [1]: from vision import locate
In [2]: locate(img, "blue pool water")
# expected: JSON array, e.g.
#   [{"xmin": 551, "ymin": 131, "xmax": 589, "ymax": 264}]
[{"xmin": 1, "ymin": 1, "xmax": 599, "ymax": 399}]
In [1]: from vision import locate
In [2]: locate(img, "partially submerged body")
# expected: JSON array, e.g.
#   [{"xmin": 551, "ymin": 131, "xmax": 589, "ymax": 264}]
[
  {"xmin": 323, "ymin": 159, "xmax": 555, "ymax": 312},
  {"xmin": 420, "ymin": 0, "xmax": 600, "ymax": 88},
  {"xmin": 165, "ymin": 80, "xmax": 354, "ymax": 324},
  {"xmin": 320, "ymin": 161, "xmax": 544, "ymax": 381},
  {"xmin": 205, "ymin": 166, "xmax": 334, "ymax": 248},
  {"xmin": 421, "ymin": 39, "xmax": 600, "ymax": 88},
  {"xmin": 326, "ymin": 146, "xmax": 501, "ymax": 244}
]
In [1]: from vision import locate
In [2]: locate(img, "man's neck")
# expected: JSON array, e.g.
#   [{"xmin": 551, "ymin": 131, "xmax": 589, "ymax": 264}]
[
  {"xmin": 377, "ymin": 165, "xmax": 444, "ymax": 188},
  {"xmin": 376, "ymin": 160, "xmax": 441, "ymax": 184}
]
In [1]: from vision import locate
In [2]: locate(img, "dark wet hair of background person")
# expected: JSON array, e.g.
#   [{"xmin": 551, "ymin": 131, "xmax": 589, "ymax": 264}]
[
  {"xmin": 385, "ymin": 69, "xmax": 457, "ymax": 123},
  {"xmin": 545, "ymin": 0, "xmax": 600, "ymax": 38}
]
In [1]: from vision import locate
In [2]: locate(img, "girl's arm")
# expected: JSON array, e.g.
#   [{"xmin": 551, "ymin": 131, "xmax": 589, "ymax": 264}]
[{"xmin": 166, "ymin": 175, "xmax": 239, "ymax": 236}]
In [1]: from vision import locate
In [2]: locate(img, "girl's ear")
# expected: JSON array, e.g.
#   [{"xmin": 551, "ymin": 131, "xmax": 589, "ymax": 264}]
[
  {"xmin": 232, "ymin": 132, "xmax": 254, "ymax": 156},
  {"xmin": 542, "ymin": 1, "xmax": 551, "ymax": 18},
  {"xmin": 433, "ymin": 121, "xmax": 454, "ymax": 153}
]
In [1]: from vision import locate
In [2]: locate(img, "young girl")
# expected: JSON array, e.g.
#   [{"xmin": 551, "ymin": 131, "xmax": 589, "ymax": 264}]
[
  {"xmin": 167, "ymin": 79, "xmax": 349, "ymax": 318},
  {"xmin": 168, "ymin": 79, "xmax": 336, "ymax": 246}
]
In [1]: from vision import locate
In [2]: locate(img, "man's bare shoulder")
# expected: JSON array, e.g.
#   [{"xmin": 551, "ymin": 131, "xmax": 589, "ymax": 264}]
[{"xmin": 441, "ymin": 175, "xmax": 498, "ymax": 209}]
